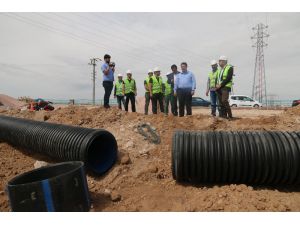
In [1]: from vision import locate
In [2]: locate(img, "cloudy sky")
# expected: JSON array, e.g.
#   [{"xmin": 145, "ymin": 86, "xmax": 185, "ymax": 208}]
[{"xmin": 0, "ymin": 12, "xmax": 299, "ymax": 100}]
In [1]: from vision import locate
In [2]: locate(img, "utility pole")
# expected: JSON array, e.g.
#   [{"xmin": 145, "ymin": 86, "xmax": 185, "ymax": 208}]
[
  {"xmin": 88, "ymin": 58, "xmax": 101, "ymax": 105},
  {"xmin": 251, "ymin": 23, "xmax": 270, "ymax": 106}
]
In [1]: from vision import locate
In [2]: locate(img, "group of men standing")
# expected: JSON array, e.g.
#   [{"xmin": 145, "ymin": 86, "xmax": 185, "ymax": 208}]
[{"xmin": 101, "ymin": 54, "xmax": 234, "ymax": 119}]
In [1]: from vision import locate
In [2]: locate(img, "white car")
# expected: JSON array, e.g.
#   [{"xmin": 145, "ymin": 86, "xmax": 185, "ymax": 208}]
[{"xmin": 229, "ymin": 95, "xmax": 262, "ymax": 108}]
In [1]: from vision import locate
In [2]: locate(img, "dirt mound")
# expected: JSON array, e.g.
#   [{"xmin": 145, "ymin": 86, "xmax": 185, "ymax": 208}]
[
  {"xmin": 0, "ymin": 94, "xmax": 25, "ymax": 109},
  {"xmin": 1, "ymin": 106, "xmax": 300, "ymax": 212}
]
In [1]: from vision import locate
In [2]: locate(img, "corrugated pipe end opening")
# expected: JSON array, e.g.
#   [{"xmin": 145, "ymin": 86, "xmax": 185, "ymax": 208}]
[{"xmin": 86, "ymin": 131, "xmax": 118, "ymax": 175}]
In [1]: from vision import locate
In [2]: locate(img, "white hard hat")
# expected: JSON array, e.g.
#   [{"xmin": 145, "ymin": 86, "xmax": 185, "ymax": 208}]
[
  {"xmin": 210, "ymin": 59, "xmax": 218, "ymax": 65},
  {"xmin": 148, "ymin": 69, "xmax": 153, "ymax": 73},
  {"xmin": 219, "ymin": 55, "xmax": 228, "ymax": 61},
  {"xmin": 153, "ymin": 67, "xmax": 160, "ymax": 72},
  {"xmin": 117, "ymin": 73, "xmax": 123, "ymax": 77},
  {"xmin": 126, "ymin": 69, "xmax": 132, "ymax": 74}
]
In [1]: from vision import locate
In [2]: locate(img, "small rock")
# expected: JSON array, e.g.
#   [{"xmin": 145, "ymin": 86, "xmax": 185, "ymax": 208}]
[
  {"xmin": 247, "ymin": 186, "xmax": 254, "ymax": 191},
  {"xmin": 103, "ymin": 189, "xmax": 111, "ymax": 197},
  {"xmin": 148, "ymin": 165, "xmax": 158, "ymax": 173},
  {"xmin": 133, "ymin": 128, "xmax": 138, "ymax": 133},
  {"xmin": 0, "ymin": 191, "xmax": 4, "ymax": 195},
  {"xmin": 139, "ymin": 148, "xmax": 149, "ymax": 155},
  {"xmin": 34, "ymin": 161, "xmax": 49, "ymax": 169},
  {"xmin": 110, "ymin": 191, "xmax": 121, "ymax": 202},
  {"xmin": 124, "ymin": 140, "xmax": 135, "ymax": 149},
  {"xmin": 120, "ymin": 153, "xmax": 131, "ymax": 165},
  {"xmin": 0, "ymin": 174, "xmax": 5, "ymax": 178},
  {"xmin": 120, "ymin": 127, "xmax": 125, "ymax": 132}
]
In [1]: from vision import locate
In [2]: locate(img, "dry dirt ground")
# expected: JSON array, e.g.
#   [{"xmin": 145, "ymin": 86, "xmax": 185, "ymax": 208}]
[{"xmin": 1, "ymin": 105, "xmax": 300, "ymax": 212}]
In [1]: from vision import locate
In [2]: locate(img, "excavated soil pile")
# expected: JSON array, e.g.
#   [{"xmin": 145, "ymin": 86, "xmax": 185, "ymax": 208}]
[
  {"xmin": 0, "ymin": 94, "xmax": 25, "ymax": 109},
  {"xmin": 0, "ymin": 105, "xmax": 300, "ymax": 211}
]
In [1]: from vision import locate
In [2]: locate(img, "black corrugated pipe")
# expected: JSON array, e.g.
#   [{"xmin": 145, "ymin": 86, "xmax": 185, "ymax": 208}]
[
  {"xmin": 172, "ymin": 130, "xmax": 300, "ymax": 185},
  {"xmin": 0, "ymin": 115, "xmax": 118, "ymax": 175},
  {"xmin": 7, "ymin": 161, "xmax": 90, "ymax": 212}
]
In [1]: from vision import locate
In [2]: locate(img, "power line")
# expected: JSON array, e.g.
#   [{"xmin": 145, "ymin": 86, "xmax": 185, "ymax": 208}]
[
  {"xmin": 251, "ymin": 23, "xmax": 270, "ymax": 105},
  {"xmin": 88, "ymin": 58, "xmax": 101, "ymax": 105}
]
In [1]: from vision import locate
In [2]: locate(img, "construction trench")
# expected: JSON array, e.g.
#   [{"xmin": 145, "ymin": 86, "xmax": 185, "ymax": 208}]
[{"xmin": 0, "ymin": 105, "xmax": 300, "ymax": 211}]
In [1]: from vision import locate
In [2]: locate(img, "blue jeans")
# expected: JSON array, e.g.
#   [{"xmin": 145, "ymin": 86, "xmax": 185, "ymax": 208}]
[{"xmin": 210, "ymin": 90, "xmax": 217, "ymax": 115}]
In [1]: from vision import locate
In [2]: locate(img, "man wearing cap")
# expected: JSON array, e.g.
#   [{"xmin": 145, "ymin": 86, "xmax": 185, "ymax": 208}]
[
  {"xmin": 101, "ymin": 54, "xmax": 115, "ymax": 108},
  {"xmin": 166, "ymin": 64, "xmax": 180, "ymax": 116},
  {"xmin": 215, "ymin": 56, "xmax": 233, "ymax": 119},
  {"xmin": 144, "ymin": 69, "xmax": 153, "ymax": 115},
  {"xmin": 114, "ymin": 74, "xmax": 125, "ymax": 110},
  {"xmin": 206, "ymin": 60, "xmax": 219, "ymax": 116},
  {"xmin": 123, "ymin": 70, "xmax": 137, "ymax": 112},
  {"xmin": 149, "ymin": 67, "xmax": 164, "ymax": 114},
  {"xmin": 174, "ymin": 62, "xmax": 196, "ymax": 117}
]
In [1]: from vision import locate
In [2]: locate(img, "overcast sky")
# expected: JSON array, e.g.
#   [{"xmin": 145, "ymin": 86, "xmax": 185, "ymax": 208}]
[{"xmin": 0, "ymin": 12, "xmax": 299, "ymax": 100}]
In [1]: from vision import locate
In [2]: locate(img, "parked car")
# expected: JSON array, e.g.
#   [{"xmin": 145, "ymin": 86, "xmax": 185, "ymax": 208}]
[
  {"xmin": 191, "ymin": 97, "xmax": 211, "ymax": 107},
  {"xmin": 292, "ymin": 99, "xmax": 300, "ymax": 107},
  {"xmin": 229, "ymin": 95, "xmax": 262, "ymax": 108}
]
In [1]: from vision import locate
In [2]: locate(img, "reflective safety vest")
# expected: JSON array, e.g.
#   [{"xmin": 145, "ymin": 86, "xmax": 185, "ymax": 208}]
[
  {"xmin": 218, "ymin": 64, "xmax": 233, "ymax": 88},
  {"xmin": 124, "ymin": 78, "xmax": 136, "ymax": 94},
  {"xmin": 145, "ymin": 76, "xmax": 151, "ymax": 93},
  {"xmin": 164, "ymin": 79, "xmax": 172, "ymax": 96},
  {"xmin": 115, "ymin": 81, "xmax": 124, "ymax": 96},
  {"xmin": 208, "ymin": 70, "xmax": 219, "ymax": 89},
  {"xmin": 152, "ymin": 76, "xmax": 163, "ymax": 94}
]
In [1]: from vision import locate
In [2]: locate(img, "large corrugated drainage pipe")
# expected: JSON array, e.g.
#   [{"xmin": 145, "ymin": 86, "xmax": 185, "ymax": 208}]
[
  {"xmin": 172, "ymin": 130, "xmax": 300, "ymax": 185},
  {"xmin": 0, "ymin": 115, "xmax": 118, "ymax": 174},
  {"xmin": 7, "ymin": 161, "xmax": 90, "ymax": 212}
]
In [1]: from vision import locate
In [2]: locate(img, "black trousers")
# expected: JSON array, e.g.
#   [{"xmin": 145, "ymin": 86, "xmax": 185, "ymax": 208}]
[
  {"xmin": 172, "ymin": 94, "xmax": 178, "ymax": 116},
  {"xmin": 102, "ymin": 81, "xmax": 113, "ymax": 107},
  {"xmin": 145, "ymin": 92, "xmax": 151, "ymax": 115},
  {"xmin": 116, "ymin": 95, "xmax": 125, "ymax": 110},
  {"xmin": 125, "ymin": 92, "xmax": 136, "ymax": 112},
  {"xmin": 177, "ymin": 88, "xmax": 192, "ymax": 117},
  {"xmin": 152, "ymin": 93, "xmax": 164, "ymax": 114},
  {"xmin": 217, "ymin": 88, "xmax": 232, "ymax": 118}
]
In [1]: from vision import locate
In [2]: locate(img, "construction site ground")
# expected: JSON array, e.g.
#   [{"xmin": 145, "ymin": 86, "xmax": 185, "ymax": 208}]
[{"xmin": 1, "ymin": 105, "xmax": 300, "ymax": 212}]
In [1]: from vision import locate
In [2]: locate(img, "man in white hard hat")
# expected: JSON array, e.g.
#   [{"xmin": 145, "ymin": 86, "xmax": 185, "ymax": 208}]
[
  {"xmin": 215, "ymin": 55, "xmax": 233, "ymax": 119},
  {"xmin": 149, "ymin": 67, "xmax": 164, "ymax": 114},
  {"xmin": 206, "ymin": 60, "xmax": 219, "ymax": 116},
  {"xmin": 123, "ymin": 70, "xmax": 137, "ymax": 112},
  {"xmin": 144, "ymin": 69, "xmax": 153, "ymax": 115},
  {"xmin": 114, "ymin": 74, "xmax": 125, "ymax": 110}
]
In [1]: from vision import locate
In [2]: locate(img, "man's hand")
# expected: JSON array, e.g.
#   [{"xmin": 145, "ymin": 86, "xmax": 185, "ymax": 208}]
[
  {"xmin": 206, "ymin": 91, "xmax": 209, "ymax": 96},
  {"xmin": 191, "ymin": 90, "xmax": 195, "ymax": 96},
  {"xmin": 215, "ymin": 84, "xmax": 221, "ymax": 90}
]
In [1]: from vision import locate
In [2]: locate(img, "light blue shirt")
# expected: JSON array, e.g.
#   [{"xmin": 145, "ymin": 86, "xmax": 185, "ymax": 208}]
[
  {"xmin": 174, "ymin": 70, "xmax": 196, "ymax": 93},
  {"xmin": 101, "ymin": 63, "xmax": 114, "ymax": 82}
]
